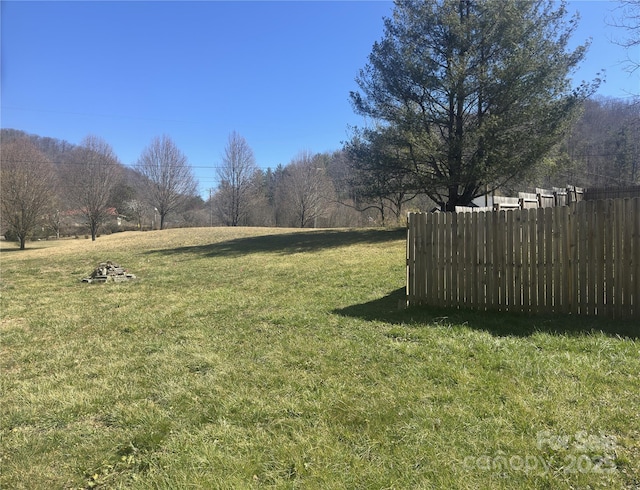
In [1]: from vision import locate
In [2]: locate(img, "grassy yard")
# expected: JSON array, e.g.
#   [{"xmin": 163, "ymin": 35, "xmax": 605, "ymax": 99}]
[{"xmin": 1, "ymin": 228, "xmax": 638, "ymax": 489}]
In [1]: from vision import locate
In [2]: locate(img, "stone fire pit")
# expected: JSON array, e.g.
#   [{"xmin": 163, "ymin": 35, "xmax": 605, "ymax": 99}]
[{"xmin": 82, "ymin": 261, "xmax": 137, "ymax": 283}]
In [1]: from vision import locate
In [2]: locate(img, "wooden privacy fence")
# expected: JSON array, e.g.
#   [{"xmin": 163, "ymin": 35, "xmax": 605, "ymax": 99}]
[{"xmin": 406, "ymin": 198, "xmax": 640, "ymax": 318}]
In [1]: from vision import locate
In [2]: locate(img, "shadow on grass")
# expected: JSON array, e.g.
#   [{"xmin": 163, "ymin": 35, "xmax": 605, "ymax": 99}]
[
  {"xmin": 335, "ymin": 288, "xmax": 639, "ymax": 339},
  {"xmin": 0, "ymin": 247, "xmax": 24, "ymax": 254},
  {"xmin": 146, "ymin": 228, "xmax": 406, "ymax": 257},
  {"xmin": 0, "ymin": 242, "xmax": 46, "ymax": 253}
]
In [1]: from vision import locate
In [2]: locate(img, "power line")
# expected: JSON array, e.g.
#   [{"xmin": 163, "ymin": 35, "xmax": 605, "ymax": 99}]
[{"xmin": 1, "ymin": 105, "xmax": 202, "ymax": 125}]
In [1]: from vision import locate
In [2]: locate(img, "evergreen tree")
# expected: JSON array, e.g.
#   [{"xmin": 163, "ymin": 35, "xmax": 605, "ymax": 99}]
[{"xmin": 350, "ymin": 0, "xmax": 597, "ymax": 210}]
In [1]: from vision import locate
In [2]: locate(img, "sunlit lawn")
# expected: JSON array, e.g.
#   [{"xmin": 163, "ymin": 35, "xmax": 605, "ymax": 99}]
[{"xmin": 1, "ymin": 228, "xmax": 638, "ymax": 489}]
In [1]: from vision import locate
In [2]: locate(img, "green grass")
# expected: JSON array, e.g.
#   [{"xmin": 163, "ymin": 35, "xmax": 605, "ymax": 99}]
[{"xmin": 1, "ymin": 227, "xmax": 638, "ymax": 489}]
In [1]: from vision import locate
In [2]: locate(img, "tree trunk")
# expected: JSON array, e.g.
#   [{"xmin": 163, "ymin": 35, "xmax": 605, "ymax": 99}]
[
  {"xmin": 445, "ymin": 185, "xmax": 460, "ymax": 212},
  {"xmin": 91, "ymin": 221, "xmax": 98, "ymax": 241}
]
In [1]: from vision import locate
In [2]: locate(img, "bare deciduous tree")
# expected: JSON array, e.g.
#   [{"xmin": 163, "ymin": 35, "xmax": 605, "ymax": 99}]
[
  {"xmin": 122, "ymin": 199, "xmax": 146, "ymax": 230},
  {"xmin": 564, "ymin": 97, "xmax": 640, "ymax": 186},
  {"xmin": 135, "ymin": 135, "xmax": 198, "ymax": 230},
  {"xmin": 44, "ymin": 195, "xmax": 64, "ymax": 239},
  {"xmin": 69, "ymin": 135, "xmax": 122, "ymax": 241},
  {"xmin": 281, "ymin": 151, "xmax": 335, "ymax": 228},
  {"xmin": 610, "ymin": 0, "xmax": 640, "ymax": 86},
  {"xmin": 0, "ymin": 138, "xmax": 56, "ymax": 249},
  {"xmin": 215, "ymin": 132, "xmax": 258, "ymax": 226}
]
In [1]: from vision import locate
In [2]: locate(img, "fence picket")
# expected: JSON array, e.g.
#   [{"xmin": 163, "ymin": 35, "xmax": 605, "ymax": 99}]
[
  {"xmin": 577, "ymin": 202, "xmax": 588, "ymax": 315},
  {"xmin": 410, "ymin": 213, "xmax": 418, "ymax": 302},
  {"xmin": 594, "ymin": 200, "xmax": 605, "ymax": 315},
  {"xmin": 552, "ymin": 207, "xmax": 562, "ymax": 311},
  {"xmin": 529, "ymin": 209, "xmax": 538, "ymax": 312},
  {"xmin": 544, "ymin": 207, "xmax": 553, "ymax": 313},
  {"xmin": 536, "ymin": 208, "xmax": 545, "ymax": 313},
  {"xmin": 514, "ymin": 210, "xmax": 524, "ymax": 313},
  {"xmin": 495, "ymin": 211, "xmax": 505, "ymax": 309},
  {"xmin": 626, "ymin": 197, "xmax": 636, "ymax": 317},
  {"xmin": 445, "ymin": 212, "xmax": 453, "ymax": 307},
  {"xmin": 484, "ymin": 212, "xmax": 496, "ymax": 309},
  {"xmin": 614, "ymin": 199, "xmax": 624, "ymax": 318},
  {"xmin": 505, "ymin": 211, "xmax": 515, "ymax": 311},
  {"xmin": 406, "ymin": 213, "xmax": 413, "ymax": 303},
  {"xmin": 586, "ymin": 199, "xmax": 600, "ymax": 315},
  {"xmin": 622, "ymin": 199, "xmax": 634, "ymax": 317},
  {"xmin": 464, "ymin": 212, "xmax": 473, "ymax": 308},
  {"xmin": 472, "ymin": 212, "xmax": 481, "ymax": 309},
  {"xmin": 606, "ymin": 200, "xmax": 616, "ymax": 317},
  {"xmin": 433, "ymin": 213, "xmax": 446, "ymax": 306},
  {"xmin": 451, "ymin": 212, "xmax": 459, "ymax": 307}
]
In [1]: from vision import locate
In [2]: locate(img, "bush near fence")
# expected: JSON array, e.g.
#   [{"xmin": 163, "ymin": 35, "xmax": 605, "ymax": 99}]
[{"xmin": 406, "ymin": 198, "xmax": 640, "ymax": 319}]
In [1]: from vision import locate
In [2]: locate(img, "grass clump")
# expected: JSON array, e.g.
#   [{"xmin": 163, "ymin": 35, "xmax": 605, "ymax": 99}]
[{"xmin": 1, "ymin": 227, "xmax": 638, "ymax": 489}]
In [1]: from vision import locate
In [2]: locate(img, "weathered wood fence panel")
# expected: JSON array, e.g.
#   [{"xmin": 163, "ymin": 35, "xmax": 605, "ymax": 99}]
[
  {"xmin": 584, "ymin": 185, "xmax": 640, "ymax": 201},
  {"xmin": 406, "ymin": 198, "xmax": 640, "ymax": 318}
]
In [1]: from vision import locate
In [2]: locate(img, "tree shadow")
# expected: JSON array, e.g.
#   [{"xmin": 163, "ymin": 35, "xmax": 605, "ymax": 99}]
[
  {"xmin": 145, "ymin": 228, "xmax": 406, "ymax": 258},
  {"xmin": 335, "ymin": 288, "xmax": 639, "ymax": 339},
  {"xmin": 0, "ymin": 247, "xmax": 24, "ymax": 254},
  {"xmin": 0, "ymin": 243, "xmax": 48, "ymax": 253}
]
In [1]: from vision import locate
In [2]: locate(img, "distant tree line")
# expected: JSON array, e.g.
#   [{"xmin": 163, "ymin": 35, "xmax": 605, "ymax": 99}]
[
  {"xmin": 1, "ymin": 92, "xmax": 637, "ymax": 248},
  {"xmin": 0, "ymin": 130, "xmax": 206, "ymax": 244}
]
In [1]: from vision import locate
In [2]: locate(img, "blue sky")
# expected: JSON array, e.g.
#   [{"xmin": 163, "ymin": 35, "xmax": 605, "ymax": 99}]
[{"xmin": 2, "ymin": 1, "xmax": 638, "ymax": 197}]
